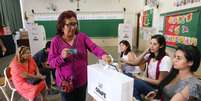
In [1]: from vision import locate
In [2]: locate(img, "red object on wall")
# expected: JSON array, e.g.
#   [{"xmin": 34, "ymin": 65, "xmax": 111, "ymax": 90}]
[{"xmin": 0, "ymin": 26, "xmax": 4, "ymax": 36}]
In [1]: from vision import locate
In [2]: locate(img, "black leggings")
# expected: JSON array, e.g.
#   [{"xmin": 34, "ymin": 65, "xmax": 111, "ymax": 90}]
[{"xmin": 60, "ymin": 84, "xmax": 87, "ymax": 101}]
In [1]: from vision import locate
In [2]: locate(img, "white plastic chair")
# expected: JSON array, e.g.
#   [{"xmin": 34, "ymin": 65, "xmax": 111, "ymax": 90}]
[
  {"xmin": 4, "ymin": 67, "xmax": 16, "ymax": 101},
  {"xmin": 0, "ymin": 75, "xmax": 9, "ymax": 101}
]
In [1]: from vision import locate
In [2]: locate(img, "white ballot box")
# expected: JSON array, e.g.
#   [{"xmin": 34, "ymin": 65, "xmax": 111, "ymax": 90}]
[{"xmin": 88, "ymin": 64, "xmax": 134, "ymax": 101}]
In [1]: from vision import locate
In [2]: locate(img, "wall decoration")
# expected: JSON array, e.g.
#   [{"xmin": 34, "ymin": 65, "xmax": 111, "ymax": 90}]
[
  {"xmin": 142, "ymin": 9, "xmax": 153, "ymax": 27},
  {"xmin": 46, "ymin": 0, "xmax": 58, "ymax": 12},
  {"xmin": 164, "ymin": 10, "xmax": 200, "ymax": 47},
  {"xmin": 174, "ymin": 0, "xmax": 201, "ymax": 7},
  {"xmin": 145, "ymin": 0, "xmax": 159, "ymax": 8}
]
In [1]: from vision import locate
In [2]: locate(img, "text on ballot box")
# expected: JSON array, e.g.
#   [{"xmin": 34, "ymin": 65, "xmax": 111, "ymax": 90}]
[{"xmin": 88, "ymin": 64, "xmax": 134, "ymax": 101}]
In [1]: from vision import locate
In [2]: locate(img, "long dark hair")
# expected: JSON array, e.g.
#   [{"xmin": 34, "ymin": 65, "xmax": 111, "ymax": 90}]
[
  {"xmin": 56, "ymin": 10, "xmax": 78, "ymax": 36},
  {"xmin": 149, "ymin": 34, "xmax": 167, "ymax": 60},
  {"xmin": 156, "ymin": 44, "xmax": 201, "ymax": 98},
  {"xmin": 119, "ymin": 40, "xmax": 131, "ymax": 58}
]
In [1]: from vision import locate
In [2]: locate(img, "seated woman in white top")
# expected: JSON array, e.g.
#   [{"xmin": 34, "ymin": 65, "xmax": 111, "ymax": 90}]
[
  {"xmin": 122, "ymin": 34, "xmax": 172, "ymax": 101},
  {"xmin": 119, "ymin": 40, "xmax": 141, "ymax": 77},
  {"xmin": 147, "ymin": 44, "xmax": 201, "ymax": 101}
]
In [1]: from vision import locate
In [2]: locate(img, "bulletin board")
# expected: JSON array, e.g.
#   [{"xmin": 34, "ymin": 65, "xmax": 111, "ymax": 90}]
[{"xmin": 161, "ymin": 6, "xmax": 201, "ymax": 50}]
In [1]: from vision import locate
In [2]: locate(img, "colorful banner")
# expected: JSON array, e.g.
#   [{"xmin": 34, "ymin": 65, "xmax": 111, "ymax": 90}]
[
  {"xmin": 165, "ymin": 35, "xmax": 197, "ymax": 46},
  {"xmin": 164, "ymin": 11, "xmax": 199, "ymax": 46},
  {"xmin": 142, "ymin": 9, "xmax": 153, "ymax": 27},
  {"xmin": 174, "ymin": 0, "xmax": 201, "ymax": 7}
]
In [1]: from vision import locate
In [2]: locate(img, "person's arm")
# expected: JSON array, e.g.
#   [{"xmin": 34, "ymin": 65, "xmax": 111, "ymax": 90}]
[
  {"xmin": 48, "ymin": 38, "xmax": 67, "ymax": 69},
  {"xmin": 21, "ymin": 72, "xmax": 42, "ymax": 79},
  {"xmin": 127, "ymin": 52, "xmax": 136, "ymax": 62},
  {"xmin": 122, "ymin": 49, "xmax": 149, "ymax": 66},
  {"xmin": 0, "ymin": 39, "xmax": 7, "ymax": 55},
  {"xmin": 170, "ymin": 85, "xmax": 189, "ymax": 101},
  {"xmin": 42, "ymin": 60, "xmax": 49, "ymax": 68},
  {"xmin": 32, "ymin": 57, "xmax": 46, "ymax": 79},
  {"xmin": 84, "ymin": 34, "xmax": 107, "ymax": 59}
]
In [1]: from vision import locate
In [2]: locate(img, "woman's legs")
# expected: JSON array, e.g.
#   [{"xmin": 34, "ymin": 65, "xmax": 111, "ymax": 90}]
[
  {"xmin": 60, "ymin": 91, "xmax": 74, "ymax": 101},
  {"xmin": 133, "ymin": 79, "xmax": 156, "ymax": 100},
  {"xmin": 40, "ymin": 87, "xmax": 47, "ymax": 101},
  {"xmin": 73, "ymin": 84, "xmax": 87, "ymax": 101}
]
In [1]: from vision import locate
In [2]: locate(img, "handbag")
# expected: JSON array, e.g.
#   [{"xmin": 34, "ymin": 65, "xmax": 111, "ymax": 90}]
[
  {"xmin": 60, "ymin": 76, "xmax": 74, "ymax": 92},
  {"xmin": 57, "ymin": 67, "xmax": 74, "ymax": 93},
  {"xmin": 27, "ymin": 77, "xmax": 42, "ymax": 85}
]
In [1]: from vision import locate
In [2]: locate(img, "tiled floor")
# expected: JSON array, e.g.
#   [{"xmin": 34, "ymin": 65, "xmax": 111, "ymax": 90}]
[{"xmin": 0, "ymin": 76, "xmax": 95, "ymax": 101}]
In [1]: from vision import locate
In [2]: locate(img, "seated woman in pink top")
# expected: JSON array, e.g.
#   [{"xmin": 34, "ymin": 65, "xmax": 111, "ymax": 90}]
[
  {"xmin": 10, "ymin": 46, "xmax": 46, "ymax": 101},
  {"xmin": 48, "ymin": 10, "xmax": 108, "ymax": 101}
]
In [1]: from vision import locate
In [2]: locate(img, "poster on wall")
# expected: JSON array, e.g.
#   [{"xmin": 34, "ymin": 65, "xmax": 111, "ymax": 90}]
[
  {"xmin": 174, "ymin": 0, "xmax": 201, "ymax": 7},
  {"xmin": 145, "ymin": 0, "xmax": 159, "ymax": 8},
  {"xmin": 142, "ymin": 9, "xmax": 153, "ymax": 27},
  {"xmin": 164, "ymin": 11, "xmax": 199, "ymax": 47},
  {"xmin": 118, "ymin": 23, "xmax": 133, "ymax": 52}
]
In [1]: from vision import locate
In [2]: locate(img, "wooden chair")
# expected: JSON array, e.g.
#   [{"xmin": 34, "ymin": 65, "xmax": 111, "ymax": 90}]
[{"xmin": 4, "ymin": 67, "xmax": 16, "ymax": 101}]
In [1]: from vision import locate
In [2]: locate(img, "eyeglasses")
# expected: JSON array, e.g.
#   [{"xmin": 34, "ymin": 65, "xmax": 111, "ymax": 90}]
[{"xmin": 64, "ymin": 23, "xmax": 77, "ymax": 28}]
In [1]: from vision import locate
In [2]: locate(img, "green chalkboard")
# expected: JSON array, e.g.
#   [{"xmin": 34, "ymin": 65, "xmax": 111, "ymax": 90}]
[{"xmin": 35, "ymin": 19, "xmax": 123, "ymax": 39}]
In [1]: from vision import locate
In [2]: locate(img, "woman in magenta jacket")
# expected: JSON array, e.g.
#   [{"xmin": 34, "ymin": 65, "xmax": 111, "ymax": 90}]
[{"xmin": 48, "ymin": 10, "xmax": 108, "ymax": 101}]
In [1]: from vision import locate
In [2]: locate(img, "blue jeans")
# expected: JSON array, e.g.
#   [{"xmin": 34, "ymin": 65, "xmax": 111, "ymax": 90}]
[
  {"xmin": 123, "ymin": 71, "xmax": 133, "ymax": 78},
  {"xmin": 133, "ymin": 79, "xmax": 156, "ymax": 101},
  {"xmin": 60, "ymin": 84, "xmax": 87, "ymax": 101},
  {"xmin": 39, "ymin": 68, "xmax": 51, "ymax": 88}
]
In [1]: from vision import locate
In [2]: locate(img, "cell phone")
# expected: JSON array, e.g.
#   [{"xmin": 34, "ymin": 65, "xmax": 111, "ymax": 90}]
[{"xmin": 68, "ymin": 49, "xmax": 77, "ymax": 54}]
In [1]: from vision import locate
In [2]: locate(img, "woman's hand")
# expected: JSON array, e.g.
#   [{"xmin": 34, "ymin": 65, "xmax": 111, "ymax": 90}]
[
  {"xmin": 2, "ymin": 46, "xmax": 7, "ymax": 56},
  {"xmin": 61, "ymin": 48, "xmax": 70, "ymax": 59},
  {"xmin": 39, "ymin": 75, "xmax": 46, "ymax": 79},
  {"xmin": 120, "ymin": 58, "xmax": 126, "ymax": 64},
  {"xmin": 36, "ymin": 74, "xmax": 46, "ymax": 79},
  {"xmin": 143, "ymin": 48, "xmax": 151, "ymax": 55},
  {"xmin": 101, "ymin": 54, "xmax": 110, "ymax": 64},
  {"xmin": 133, "ymin": 74, "xmax": 146, "ymax": 80},
  {"xmin": 145, "ymin": 91, "xmax": 157, "ymax": 101}
]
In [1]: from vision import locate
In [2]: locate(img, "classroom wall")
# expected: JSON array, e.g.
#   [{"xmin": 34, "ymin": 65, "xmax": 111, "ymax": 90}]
[
  {"xmin": 159, "ymin": 0, "xmax": 201, "ymax": 14},
  {"xmin": 137, "ymin": 0, "xmax": 201, "ymax": 51},
  {"xmin": 136, "ymin": 0, "xmax": 201, "ymax": 72},
  {"xmin": 160, "ymin": 0, "xmax": 201, "ymax": 57},
  {"xmin": 159, "ymin": 0, "xmax": 201, "ymax": 72},
  {"xmin": 22, "ymin": 0, "xmax": 122, "ymax": 13},
  {"xmin": 21, "ymin": 0, "xmax": 146, "ymax": 48},
  {"xmin": 121, "ymin": 0, "xmax": 144, "ymax": 48}
]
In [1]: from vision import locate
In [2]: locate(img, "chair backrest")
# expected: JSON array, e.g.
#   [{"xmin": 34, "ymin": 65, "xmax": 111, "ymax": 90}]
[
  {"xmin": 6, "ymin": 67, "xmax": 11, "ymax": 78},
  {"xmin": 4, "ymin": 67, "xmax": 15, "ymax": 89},
  {"xmin": 0, "ymin": 76, "xmax": 5, "ymax": 87}
]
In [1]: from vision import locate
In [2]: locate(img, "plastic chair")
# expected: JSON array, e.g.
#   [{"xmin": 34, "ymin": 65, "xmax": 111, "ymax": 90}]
[
  {"xmin": 4, "ymin": 67, "xmax": 16, "ymax": 101},
  {"xmin": 0, "ymin": 75, "xmax": 9, "ymax": 101}
]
